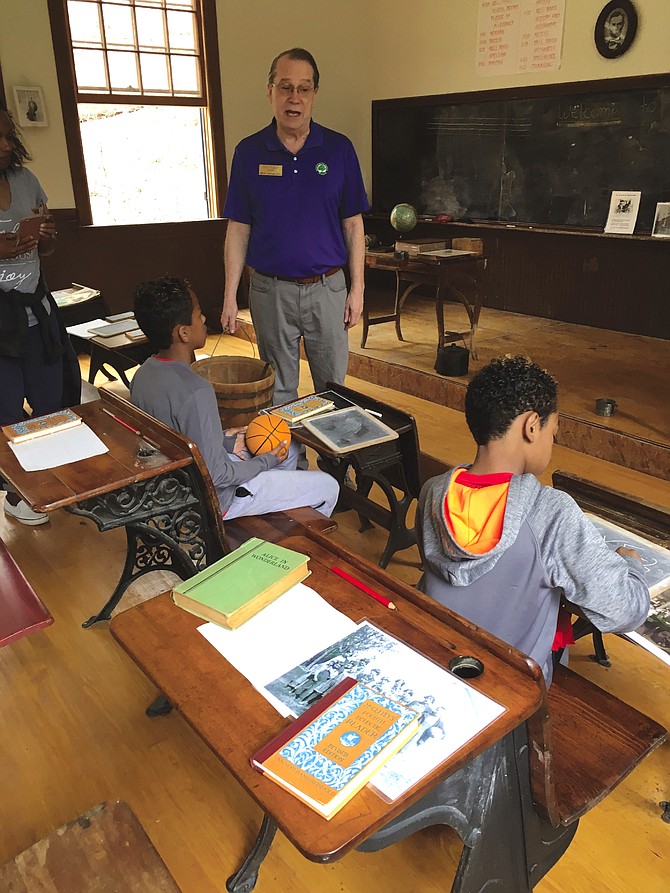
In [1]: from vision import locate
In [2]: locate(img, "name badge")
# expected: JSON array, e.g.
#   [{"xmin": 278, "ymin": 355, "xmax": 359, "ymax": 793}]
[{"xmin": 258, "ymin": 164, "xmax": 283, "ymax": 177}]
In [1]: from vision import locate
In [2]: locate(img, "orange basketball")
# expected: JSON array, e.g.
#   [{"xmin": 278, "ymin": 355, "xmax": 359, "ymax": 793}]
[{"xmin": 245, "ymin": 413, "xmax": 291, "ymax": 457}]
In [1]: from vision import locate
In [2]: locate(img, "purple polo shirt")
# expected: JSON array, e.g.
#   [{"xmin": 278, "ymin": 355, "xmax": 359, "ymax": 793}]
[{"xmin": 223, "ymin": 121, "xmax": 369, "ymax": 278}]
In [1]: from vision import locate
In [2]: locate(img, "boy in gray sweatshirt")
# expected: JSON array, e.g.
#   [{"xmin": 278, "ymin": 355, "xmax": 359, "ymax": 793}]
[{"xmin": 416, "ymin": 355, "xmax": 649, "ymax": 685}]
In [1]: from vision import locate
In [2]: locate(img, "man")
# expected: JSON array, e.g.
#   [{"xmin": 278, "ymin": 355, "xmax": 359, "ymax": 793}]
[
  {"xmin": 221, "ymin": 48, "xmax": 369, "ymax": 408},
  {"xmin": 604, "ymin": 9, "xmax": 627, "ymax": 50}
]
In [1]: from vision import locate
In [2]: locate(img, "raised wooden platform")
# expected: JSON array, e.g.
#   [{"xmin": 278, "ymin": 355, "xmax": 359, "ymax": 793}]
[{"xmin": 234, "ymin": 296, "xmax": 670, "ymax": 480}]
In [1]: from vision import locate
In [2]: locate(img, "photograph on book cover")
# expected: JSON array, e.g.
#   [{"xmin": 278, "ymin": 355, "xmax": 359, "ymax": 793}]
[
  {"xmin": 302, "ymin": 406, "xmax": 398, "ymax": 454},
  {"xmin": 265, "ymin": 620, "xmax": 505, "ymax": 800}
]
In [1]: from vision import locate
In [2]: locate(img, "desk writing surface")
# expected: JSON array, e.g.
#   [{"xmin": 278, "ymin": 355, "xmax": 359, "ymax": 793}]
[
  {"xmin": 0, "ymin": 398, "xmax": 192, "ymax": 513},
  {"xmin": 110, "ymin": 532, "xmax": 543, "ymax": 863}
]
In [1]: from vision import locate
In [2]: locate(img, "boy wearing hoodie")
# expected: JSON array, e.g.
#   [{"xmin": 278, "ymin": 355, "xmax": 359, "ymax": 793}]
[{"xmin": 416, "ymin": 355, "xmax": 649, "ymax": 685}]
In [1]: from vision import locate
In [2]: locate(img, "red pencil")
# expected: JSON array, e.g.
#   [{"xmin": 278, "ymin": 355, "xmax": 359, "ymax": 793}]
[
  {"xmin": 331, "ymin": 565, "xmax": 396, "ymax": 610},
  {"xmin": 100, "ymin": 406, "xmax": 141, "ymax": 436}
]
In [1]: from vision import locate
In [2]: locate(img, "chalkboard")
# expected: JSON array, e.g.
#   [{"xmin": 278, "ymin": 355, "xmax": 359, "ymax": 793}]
[{"xmin": 372, "ymin": 76, "xmax": 670, "ymax": 233}]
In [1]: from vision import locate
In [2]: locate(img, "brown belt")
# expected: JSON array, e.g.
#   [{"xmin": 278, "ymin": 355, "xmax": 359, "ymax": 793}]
[{"xmin": 256, "ymin": 266, "xmax": 342, "ymax": 285}]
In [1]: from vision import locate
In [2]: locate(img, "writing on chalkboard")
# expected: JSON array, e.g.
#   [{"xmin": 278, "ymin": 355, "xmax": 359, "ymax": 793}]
[{"xmin": 372, "ymin": 78, "xmax": 670, "ymax": 233}]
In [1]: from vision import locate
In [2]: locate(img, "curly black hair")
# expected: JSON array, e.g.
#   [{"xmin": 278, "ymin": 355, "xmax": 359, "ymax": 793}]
[
  {"xmin": 0, "ymin": 101, "xmax": 31, "ymax": 178},
  {"xmin": 465, "ymin": 355, "xmax": 558, "ymax": 445},
  {"xmin": 133, "ymin": 276, "xmax": 193, "ymax": 350}
]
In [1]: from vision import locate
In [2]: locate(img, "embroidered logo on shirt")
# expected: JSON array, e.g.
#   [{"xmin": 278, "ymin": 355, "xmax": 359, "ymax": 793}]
[
  {"xmin": 258, "ymin": 164, "xmax": 283, "ymax": 176},
  {"xmin": 315, "ymin": 162, "xmax": 329, "ymax": 175}
]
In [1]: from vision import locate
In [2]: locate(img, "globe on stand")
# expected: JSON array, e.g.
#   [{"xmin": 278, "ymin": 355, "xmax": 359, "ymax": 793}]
[{"xmin": 390, "ymin": 203, "xmax": 418, "ymax": 238}]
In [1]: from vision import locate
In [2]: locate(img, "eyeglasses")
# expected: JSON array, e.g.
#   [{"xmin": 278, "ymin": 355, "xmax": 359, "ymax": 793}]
[{"xmin": 271, "ymin": 83, "xmax": 315, "ymax": 96}]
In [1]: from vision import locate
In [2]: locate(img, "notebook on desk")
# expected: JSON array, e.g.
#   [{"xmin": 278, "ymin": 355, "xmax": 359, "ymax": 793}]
[{"xmin": 88, "ymin": 319, "xmax": 138, "ymax": 338}]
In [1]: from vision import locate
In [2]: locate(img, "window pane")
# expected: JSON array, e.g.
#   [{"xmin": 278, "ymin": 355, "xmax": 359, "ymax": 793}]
[
  {"xmin": 136, "ymin": 6, "xmax": 167, "ymax": 49},
  {"xmin": 79, "ymin": 103, "xmax": 209, "ymax": 225},
  {"xmin": 167, "ymin": 10, "xmax": 196, "ymax": 52},
  {"xmin": 67, "ymin": 0, "xmax": 102, "ymax": 45},
  {"xmin": 74, "ymin": 48, "xmax": 108, "ymax": 92},
  {"xmin": 170, "ymin": 54, "xmax": 199, "ymax": 94},
  {"xmin": 140, "ymin": 53, "xmax": 170, "ymax": 93},
  {"xmin": 102, "ymin": 4, "xmax": 134, "ymax": 48},
  {"xmin": 108, "ymin": 50, "xmax": 139, "ymax": 92}
]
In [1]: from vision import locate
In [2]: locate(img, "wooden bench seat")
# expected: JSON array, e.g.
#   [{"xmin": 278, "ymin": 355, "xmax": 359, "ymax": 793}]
[
  {"xmin": 533, "ymin": 664, "xmax": 666, "ymax": 827},
  {"xmin": 0, "ymin": 537, "xmax": 53, "ymax": 646},
  {"xmin": 0, "ymin": 800, "xmax": 182, "ymax": 892}
]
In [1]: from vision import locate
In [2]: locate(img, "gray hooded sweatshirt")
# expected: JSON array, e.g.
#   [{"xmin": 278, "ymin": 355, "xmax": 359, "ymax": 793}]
[{"xmin": 417, "ymin": 467, "xmax": 650, "ymax": 684}]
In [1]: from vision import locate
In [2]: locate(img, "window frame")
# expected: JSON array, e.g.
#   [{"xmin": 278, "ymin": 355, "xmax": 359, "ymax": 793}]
[{"xmin": 47, "ymin": 0, "xmax": 226, "ymax": 226}]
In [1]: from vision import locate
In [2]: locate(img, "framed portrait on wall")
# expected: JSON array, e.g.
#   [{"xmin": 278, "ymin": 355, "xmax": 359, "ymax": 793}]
[
  {"xmin": 594, "ymin": 1, "xmax": 638, "ymax": 59},
  {"xmin": 12, "ymin": 86, "xmax": 48, "ymax": 127}
]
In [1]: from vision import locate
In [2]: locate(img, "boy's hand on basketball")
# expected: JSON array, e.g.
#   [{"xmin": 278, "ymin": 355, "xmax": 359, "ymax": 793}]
[{"xmin": 270, "ymin": 440, "xmax": 289, "ymax": 463}]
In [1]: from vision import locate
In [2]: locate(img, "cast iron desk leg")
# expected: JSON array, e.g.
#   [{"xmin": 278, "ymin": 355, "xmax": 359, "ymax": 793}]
[
  {"xmin": 226, "ymin": 814, "xmax": 278, "ymax": 893},
  {"xmin": 358, "ymin": 726, "xmax": 576, "ymax": 892},
  {"xmin": 68, "ymin": 467, "xmax": 225, "ymax": 627}
]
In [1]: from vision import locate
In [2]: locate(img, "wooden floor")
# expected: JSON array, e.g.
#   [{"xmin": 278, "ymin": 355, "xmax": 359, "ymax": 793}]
[
  {"xmin": 0, "ymin": 343, "xmax": 668, "ymax": 892},
  {"xmin": 353, "ymin": 289, "xmax": 670, "ymax": 447}
]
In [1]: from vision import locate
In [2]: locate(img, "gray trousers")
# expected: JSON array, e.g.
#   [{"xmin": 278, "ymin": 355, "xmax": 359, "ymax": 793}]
[{"xmin": 248, "ymin": 269, "xmax": 349, "ymax": 406}]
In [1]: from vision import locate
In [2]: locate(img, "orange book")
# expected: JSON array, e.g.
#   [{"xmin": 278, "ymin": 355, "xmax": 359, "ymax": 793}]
[{"xmin": 251, "ymin": 678, "xmax": 419, "ymax": 819}]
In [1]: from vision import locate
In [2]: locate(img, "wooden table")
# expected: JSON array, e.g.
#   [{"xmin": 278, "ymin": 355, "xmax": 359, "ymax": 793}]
[
  {"xmin": 110, "ymin": 526, "xmax": 573, "ymax": 893},
  {"xmin": 364, "ymin": 242, "xmax": 486, "ymax": 356},
  {"xmin": 69, "ymin": 329, "xmax": 152, "ymax": 388},
  {"xmin": 292, "ymin": 383, "xmax": 422, "ymax": 568},
  {"xmin": 0, "ymin": 390, "xmax": 227, "ymax": 626}
]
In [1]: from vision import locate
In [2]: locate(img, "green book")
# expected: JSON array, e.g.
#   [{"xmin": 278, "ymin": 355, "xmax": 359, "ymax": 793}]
[{"xmin": 172, "ymin": 538, "xmax": 310, "ymax": 629}]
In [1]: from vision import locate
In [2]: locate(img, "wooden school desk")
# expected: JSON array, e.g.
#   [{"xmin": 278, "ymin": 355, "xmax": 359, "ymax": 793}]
[
  {"xmin": 363, "ymin": 240, "xmax": 486, "ymax": 355},
  {"xmin": 0, "ymin": 390, "xmax": 227, "ymax": 627},
  {"xmin": 292, "ymin": 382, "xmax": 422, "ymax": 568},
  {"xmin": 111, "ymin": 526, "xmax": 568, "ymax": 893}
]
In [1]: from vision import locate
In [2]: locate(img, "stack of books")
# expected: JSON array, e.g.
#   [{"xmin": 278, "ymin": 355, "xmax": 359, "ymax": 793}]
[
  {"xmin": 251, "ymin": 678, "xmax": 420, "ymax": 819},
  {"xmin": 394, "ymin": 238, "xmax": 448, "ymax": 256}
]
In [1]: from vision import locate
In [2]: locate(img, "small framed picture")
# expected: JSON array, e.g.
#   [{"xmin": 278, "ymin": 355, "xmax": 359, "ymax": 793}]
[
  {"xmin": 12, "ymin": 86, "xmax": 48, "ymax": 128},
  {"xmin": 651, "ymin": 202, "xmax": 670, "ymax": 239},
  {"xmin": 594, "ymin": 1, "xmax": 638, "ymax": 59}
]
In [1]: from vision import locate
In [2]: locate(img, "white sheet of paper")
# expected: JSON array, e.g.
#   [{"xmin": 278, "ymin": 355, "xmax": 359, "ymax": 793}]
[
  {"xmin": 418, "ymin": 249, "xmax": 477, "ymax": 258},
  {"xmin": 9, "ymin": 423, "xmax": 109, "ymax": 471},
  {"xmin": 604, "ymin": 191, "xmax": 641, "ymax": 234},
  {"xmin": 197, "ymin": 582, "xmax": 358, "ymax": 716},
  {"xmin": 66, "ymin": 319, "xmax": 108, "ymax": 339}
]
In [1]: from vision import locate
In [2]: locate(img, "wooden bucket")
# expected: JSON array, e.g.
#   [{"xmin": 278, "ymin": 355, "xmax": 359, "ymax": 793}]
[{"xmin": 191, "ymin": 356, "xmax": 275, "ymax": 429}]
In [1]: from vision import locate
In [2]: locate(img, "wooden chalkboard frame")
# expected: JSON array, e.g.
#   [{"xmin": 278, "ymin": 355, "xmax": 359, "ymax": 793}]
[{"xmin": 372, "ymin": 73, "xmax": 670, "ymax": 239}]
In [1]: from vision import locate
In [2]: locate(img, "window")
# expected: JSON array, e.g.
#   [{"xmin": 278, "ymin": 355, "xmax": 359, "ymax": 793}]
[{"xmin": 48, "ymin": 0, "xmax": 225, "ymax": 225}]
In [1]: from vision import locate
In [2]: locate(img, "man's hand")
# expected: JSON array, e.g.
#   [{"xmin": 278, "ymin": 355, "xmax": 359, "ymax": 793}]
[
  {"xmin": 344, "ymin": 286, "xmax": 364, "ymax": 329},
  {"xmin": 0, "ymin": 232, "xmax": 37, "ymax": 260},
  {"xmin": 220, "ymin": 299, "xmax": 240, "ymax": 334}
]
